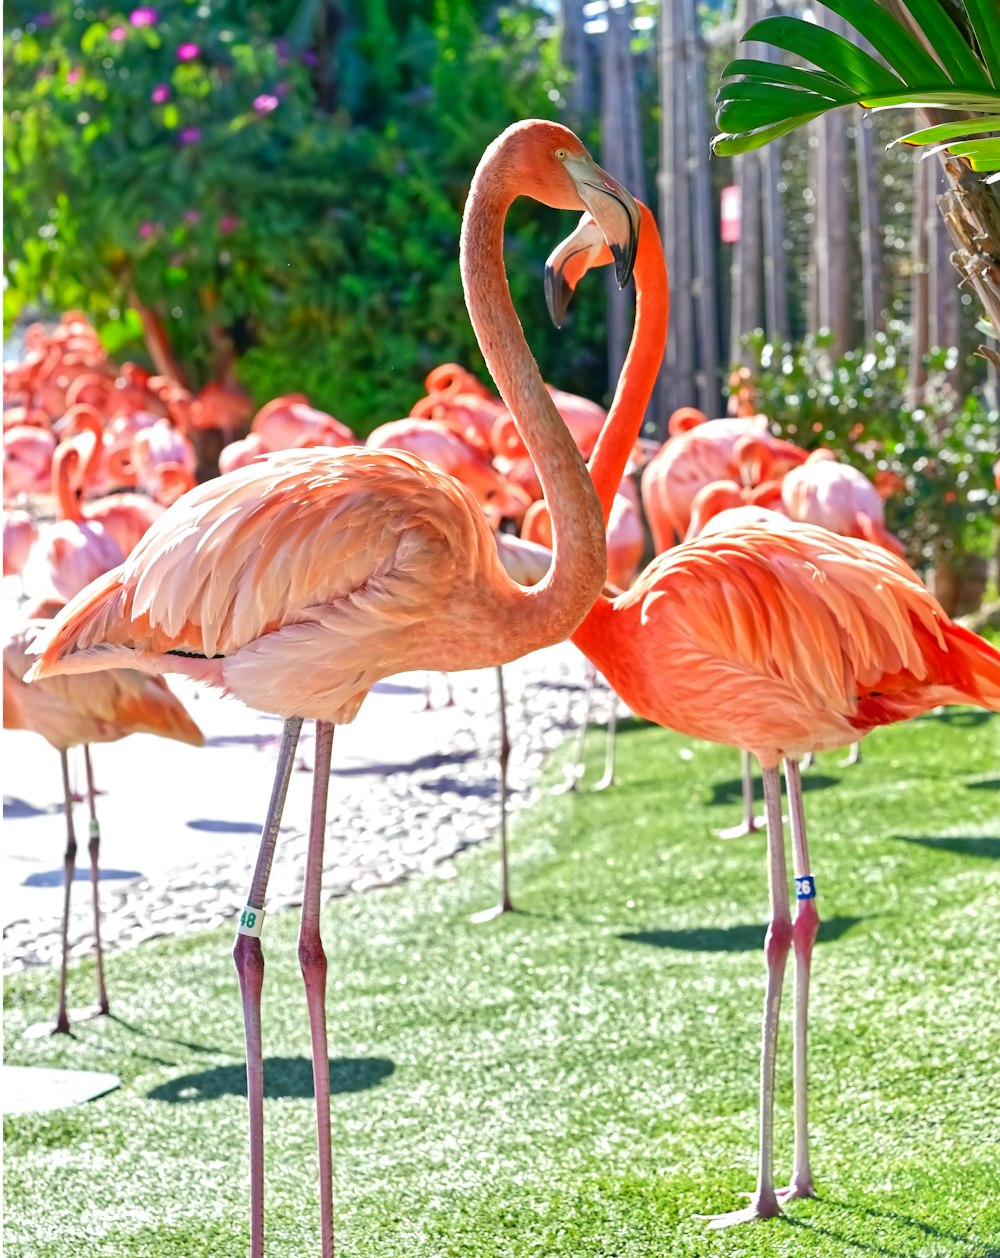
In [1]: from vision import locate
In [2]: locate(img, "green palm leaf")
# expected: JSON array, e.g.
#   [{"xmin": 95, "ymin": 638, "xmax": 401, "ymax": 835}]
[{"xmin": 713, "ymin": 0, "xmax": 1000, "ymax": 176}]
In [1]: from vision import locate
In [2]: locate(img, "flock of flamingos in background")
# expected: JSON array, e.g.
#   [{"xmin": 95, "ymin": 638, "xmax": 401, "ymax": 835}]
[{"xmin": 4, "ymin": 119, "xmax": 1000, "ymax": 1254}]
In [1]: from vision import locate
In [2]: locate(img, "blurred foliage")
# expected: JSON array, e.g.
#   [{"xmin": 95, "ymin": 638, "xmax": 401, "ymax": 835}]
[
  {"xmin": 740, "ymin": 326, "xmax": 999, "ymax": 570},
  {"xmin": 3, "ymin": 0, "xmax": 612, "ymax": 430}
]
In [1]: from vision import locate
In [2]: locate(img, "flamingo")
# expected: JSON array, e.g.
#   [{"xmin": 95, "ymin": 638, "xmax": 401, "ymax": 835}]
[
  {"xmin": 4, "ymin": 614, "xmax": 204, "ymax": 1034},
  {"xmin": 21, "ymin": 443, "xmax": 125, "ymax": 606},
  {"xmin": 4, "ymin": 508, "xmax": 39, "ymax": 590},
  {"xmin": 545, "ymin": 203, "xmax": 1000, "ymax": 1226},
  {"xmin": 250, "ymin": 394, "xmax": 356, "ymax": 451},
  {"xmin": 3, "ymin": 424, "xmax": 57, "ymax": 498},
  {"xmin": 26, "ymin": 119, "xmax": 641, "ymax": 1257},
  {"xmin": 780, "ymin": 446, "xmax": 906, "ymax": 557}
]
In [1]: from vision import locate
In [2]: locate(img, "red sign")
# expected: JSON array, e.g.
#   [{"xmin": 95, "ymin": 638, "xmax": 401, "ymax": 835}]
[{"xmin": 720, "ymin": 184, "xmax": 741, "ymax": 243}]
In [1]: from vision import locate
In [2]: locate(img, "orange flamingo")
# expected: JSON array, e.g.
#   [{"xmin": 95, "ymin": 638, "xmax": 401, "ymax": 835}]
[
  {"xmin": 250, "ymin": 394, "xmax": 356, "ymax": 451},
  {"xmin": 27, "ymin": 120, "xmax": 640, "ymax": 1257},
  {"xmin": 4, "ymin": 614, "xmax": 203, "ymax": 1034},
  {"xmin": 544, "ymin": 204, "xmax": 1000, "ymax": 1226}
]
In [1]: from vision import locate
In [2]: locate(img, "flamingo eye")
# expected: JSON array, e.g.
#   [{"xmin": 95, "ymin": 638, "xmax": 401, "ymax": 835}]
[{"xmin": 554, "ymin": 147, "xmax": 568, "ymax": 161}]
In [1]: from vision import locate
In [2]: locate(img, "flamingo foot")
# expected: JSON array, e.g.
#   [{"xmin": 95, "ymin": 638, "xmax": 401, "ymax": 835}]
[
  {"xmin": 695, "ymin": 1190, "xmax": 782, "ymax": 1229},
  {"xmin": 838, "ymin": 748, "xmax": 862, "ymax": 768},
  {"xmin": 593, "ymin": 770, "xmax": 615, "ymax": 792},
  {"xmin": 776, "ymin": 1174, "xmax": 815, "ymax": 1202},
  {"xmin": 716, "ymin": 815, "xmax": 766, "ymax": 839},
  {"xmin": 469, "ymin": 901, "xmax": 513, "ymax": 924},
  {"xmin": 551, "ymin": 769, "xmax": 582, "ymax": 795}
]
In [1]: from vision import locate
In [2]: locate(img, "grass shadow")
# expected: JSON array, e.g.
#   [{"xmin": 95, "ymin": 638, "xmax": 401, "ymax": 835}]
[
  {"xmin": 803, "ymin": 1196, "xmax": 990, "ymax": 1253},
  {"xmin": 915, "ymin": 708, "xmax": 995, "ymax": 728},
  {"xmin": 894, "ymin": 834, "xmax": 1000, "ymax": 860},
  {"xmin": 620, "ymin": 913, "xmax": 865, "ymax": 952},
  {"xmin": 147, "ymin": 1055, "xmax": 395, "ymax": 1103},
  {"xmin": 706, "ymin": 773, "xmax": 839, "ymax": 809},
  {"xmin": 966, "ymin": 776, "xmax": 1000, "ymax": 791}
]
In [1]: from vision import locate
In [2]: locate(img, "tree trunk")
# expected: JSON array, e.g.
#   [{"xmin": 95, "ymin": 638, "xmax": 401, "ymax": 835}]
[
  {"xmin": 937, "ymin": 155, "xmax": 1000, "ymax": 370},
  {"xmin": 560, "ymin": 0, "xmax": 595, "ymax": 128},
  {"xmin": 855, "ymin": 116, "xmax": 884, "ymax": 338}
]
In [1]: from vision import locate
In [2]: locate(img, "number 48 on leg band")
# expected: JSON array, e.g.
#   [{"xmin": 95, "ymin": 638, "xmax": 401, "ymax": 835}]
[{"xmin": 238, "ymin": 906, "xmax": 265, "ymax": 937}]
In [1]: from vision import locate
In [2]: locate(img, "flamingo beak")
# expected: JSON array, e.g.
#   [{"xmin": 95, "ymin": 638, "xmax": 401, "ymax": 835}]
[
  {"xmin": 544, "ymin": 215, "xmax": 608, "ymax": 329},
  {"xmin": 563, "ymin": 155, "xmax": 640, "ymax": 289}
]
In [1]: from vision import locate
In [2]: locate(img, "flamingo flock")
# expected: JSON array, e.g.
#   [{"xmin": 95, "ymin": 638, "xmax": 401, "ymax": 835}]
[{"xmin": 6, "ymin": 119, "xmax": 1000, "ymax": 1253}]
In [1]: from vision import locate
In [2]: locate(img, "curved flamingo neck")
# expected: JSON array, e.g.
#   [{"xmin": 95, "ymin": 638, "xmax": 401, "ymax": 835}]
[
  {"xmin": 53, "ymin": 446, "xmax": 84, "ymax": 523},
  {"xmin": 60, "ymin": 405, "xmax": 104, "ymax": 492},
  {"xmin": 587, "ymin": 205, "xmax": 669, "ymax": 524},
  {"xmin": 461, "ymin": 134, "xmax": 607, "ymax": 645}
]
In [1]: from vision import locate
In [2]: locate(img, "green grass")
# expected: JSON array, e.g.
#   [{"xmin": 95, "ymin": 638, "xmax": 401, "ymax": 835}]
[{"xmin": 5, "ymin": 710, "xmax": 1000, "ymax": 1257}]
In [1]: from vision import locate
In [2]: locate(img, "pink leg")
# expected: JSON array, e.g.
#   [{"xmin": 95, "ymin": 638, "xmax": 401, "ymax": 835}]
[
  {"xmin": 700, "ymin": 761, "xmax": 791, "ymax": 1227},
  {"xmin": 553, "ymin": 661, "xmax": 596, "ymax": 794},
  {"xmin": 234, "ymin": 716, "xmax": 303, "ymax": 1258},
  {"xmin": 718, "ymin": 749, "xmax": 765, "ymax": 839},
  {"xmin": 84, "ymin": 746, "xmax": 110, "ymax": 1015},
  {"xmin": 471, "ymin": 667, "xmax": 513, "ymax": 923},
  {"xmin": 780, "ymin": 758, "xmax": 820, "ymax": 1201},
  {"xmin": 299, "ymin": 719, "xmax": 336, "ymax": 1257},
  {"xmin": 55, "ymin": 749, "xmax": 77, "ymax": 1035},
  {"xmin": 594, "ymin": 686, "xmax": 617, "ymax": 792}
]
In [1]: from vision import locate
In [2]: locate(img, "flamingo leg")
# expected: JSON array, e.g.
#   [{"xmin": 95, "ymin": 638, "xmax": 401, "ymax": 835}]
[
  {"xmin": 779, "ymin": 757, "xmax": 820, "ymax": 1202},
  {"xmin": 839, "ymin": 740, "xmax": 862, "ymax": 767},
  {"xmin": 299, "ymin": 720, "xmax": 336, "ymax": 1258},
  {"xmin": 594, "ymin": 685, "xmax": 617, "ymax": 791},
  {"xmin": 55, "ymin": 748, "xmax": 77, "ymax": 1035},
  {"xmin": 471, "ymin": 666, "xmax": 514, "ymax": 923},
  {"xmin": 700, "ymin": 761, "xmax": 791, "ymax": 1227},
  {"xmin": 718, "ymin": 749, "xmax": 765, "ymax": 839},
  {"xmin": 553, "ymin": 661, "xmax": 595, "ymax": 794},
  {"xmin": 83, "ymin": 746, "xmax": 110, "ymax": 1016},
  {"xmin": 234, "ymin": 716, "xmax": 303, "ymax": 1258}
]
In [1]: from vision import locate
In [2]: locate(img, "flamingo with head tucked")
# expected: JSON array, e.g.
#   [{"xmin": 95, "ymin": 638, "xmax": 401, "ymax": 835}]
[{"xmin": 26, "ymin": 119, "xmax": 641, "ymax": 1257}]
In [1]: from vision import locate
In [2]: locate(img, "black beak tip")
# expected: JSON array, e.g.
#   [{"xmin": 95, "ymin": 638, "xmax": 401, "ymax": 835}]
[
  {"xmin": 611, "ymin": 238, "xmax": 637, "ymax": 290},
  {"xmin": 544, "ymin": 263, "xmax": 568, "ymax": 329}
]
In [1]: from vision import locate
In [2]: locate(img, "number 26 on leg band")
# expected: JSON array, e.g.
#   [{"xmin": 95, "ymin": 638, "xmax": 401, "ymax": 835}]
[
  {"xmin": 238, "ymin": 906, "xmax": 265, "ymax": 937},
  {"xmin": 795, "ymin": 875, "xmax": 816, "ymax": 901}
]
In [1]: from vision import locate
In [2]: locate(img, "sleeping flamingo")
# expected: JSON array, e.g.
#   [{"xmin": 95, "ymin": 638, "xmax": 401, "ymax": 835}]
[
  {"xmin": 27, "ymin": 119, "xmax": 640, "ymax": 1257},
  {"xmin": 544, "ymin": 203, "xmax": 1000, "ymax": 1226},
  {"xmin": 4, "ymin": 613, "xmax": 204, "ymax": 1034}
]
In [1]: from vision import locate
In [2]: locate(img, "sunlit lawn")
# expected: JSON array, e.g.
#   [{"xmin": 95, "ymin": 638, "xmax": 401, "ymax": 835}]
[{"xmin": 4, "ymin": 708, "xmax": 999, "ymax": 1257}]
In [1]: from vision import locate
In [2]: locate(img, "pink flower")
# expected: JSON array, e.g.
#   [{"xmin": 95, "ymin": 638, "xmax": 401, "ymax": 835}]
[
  {"xmin": 252, "ymin": 94, "xmax": 279, "ymax": 114},
  {"xmin": 67, "ymin": 68, "xmax": 80, "ymax": 84},
  {"xmin": 109, "ymin": 25, "xmax": 127, "ymax": 41},
  {"xmin": 178, "ymin": 127, "xmax": 202, "ymax": 145},
  {"xmin": 138, "ymin": 222, "xmax": 158, "ymax": 239},
  {"xmin": 151, "ymin": 83, "xmax": 170, "ymax": 103},
  {"xmin": 218, "ymin": 215, "xmax": 240, "ymax": 234},
  {"xmin": 177, "ymin": 42, "xmax": 199, "ymax": 61},
  {"xmin": 130, "ymin": 7, "xmax": 157, "ymax": 26},
  {"xmin": 183, "ymin": 210, "xmax": 202, "ymax": 225}
]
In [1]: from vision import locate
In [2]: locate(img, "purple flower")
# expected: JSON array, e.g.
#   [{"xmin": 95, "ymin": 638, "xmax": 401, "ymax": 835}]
[
  {"xmin": 300, "ymin": 50, "xmax": 319, "ymax": 67},
  {"xmin": 130, "ymin": 7, "xmax": 157, "ymax": 26},
  {"xmin": 178, "ymin": 127, "xmax": 202, "ymax": 146},
  {"xmin": 218, "ymin": 215, "xmax": 240, "ymax": 234},
  {"xmin": 31, "ymin": 13, "xmax": 54, "ymax": 27},
  {"xmin": 151, "ymin": 83, "xmax": 170, "ymax": 103},
  {"xmin": 252, "ymin": 94, "xmax": 279, "ymax": 114},
  {"xmin": 177, "ymin": 42, "xmax": 199, "ymax": 61},
  {"xmin": 109, "ymin": 25, "xmax": 127, "ymax": 41},
  {"xmin": 138, "ymin": 221, "xmax": 158, "ymax": 239}
]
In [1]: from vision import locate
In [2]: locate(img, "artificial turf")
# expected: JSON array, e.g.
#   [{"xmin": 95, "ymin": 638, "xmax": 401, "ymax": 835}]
[{"xmin": 4, "ymin": 708, "xmax": 999, "ymax": 1256}]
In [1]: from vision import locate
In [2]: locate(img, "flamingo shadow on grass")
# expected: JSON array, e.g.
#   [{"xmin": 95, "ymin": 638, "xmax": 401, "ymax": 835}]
[
  {"xmin": 706, "ymin": 771, "xmax": 839, "ymax": 811},
  {"xmin": 894, "ymin": 834, "xmax": 1000, "ymax": 860},
  {"xmin": 915, "ymin": 708, "xmax": 995, "ymax": 728},
  {"xmin": 22, "ymin": 865, "xmax": 141, "ymax": 887},
  {"xmin": 332, "ymin": 748, "xmax": 478, "ymax": 778},
  {"xmin": 619, "ymin": 914, "xmax": 866, "ymax": 953},
  {"xmin": 966, "ymin": 775, "xmax": 1000, "ymax": 791},
  {"xmin": 781, "ymin": 1197, "xmax": 989, "ymax": 1256},
  {"xmin": 3, "ymin": 795, "xmax": 63, "ymax": 820},
  {"xmin": 186, "ymin": 818, "xmax": 271, "ymax": 835},
  {"xmin": 147, "ymin": 1056, "xmax": 395, "ymax": 1103}
]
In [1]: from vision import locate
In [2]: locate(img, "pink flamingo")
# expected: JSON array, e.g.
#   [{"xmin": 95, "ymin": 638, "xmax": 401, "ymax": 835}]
[
  {"xmin": 640, "ymin": 415, "xmax": 807, "ymax": 551},
  {"xmin": 4, "ymin": 613, "xmax": 203, "ymax": 1034},
  {"xmin": 4, "ymin": 508, "xmax": 39, "ymax": 589},
  {"xmin": 543, "ymin": 203, "xmax": 1000, "ymax": 1226},
  {"xmin": 27, "ymin": 120, "xmax": 640, "ymax": 1256},
  {"xmin": 21, "ymin": 443, "xmax": 125, "ymax": 606},
  {"xmin": 3, "ymin": 424, "xmax": 57, "ymax": 498},
  {"xmin": 250, "ymin": 394, "xmax": 356, "ymax": 451},
  {"xmin": 780, "ymin": 447, "xmax": 906, "ymax": 556}
]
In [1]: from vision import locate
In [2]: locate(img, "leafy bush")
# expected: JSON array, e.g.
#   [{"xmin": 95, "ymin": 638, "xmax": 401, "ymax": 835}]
[
  {"xmin": 740, "ymin": 327, "xmax": 999, "ymax": 580},
  {"xmin": 4, "ymin": 1, "xmax": 612, "ymax": 431}
]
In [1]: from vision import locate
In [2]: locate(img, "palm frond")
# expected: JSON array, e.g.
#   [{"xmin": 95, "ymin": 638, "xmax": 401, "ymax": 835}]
[{"xmin": 713, "ymin": 0, "xmax": 1000, "ymax": 177}]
